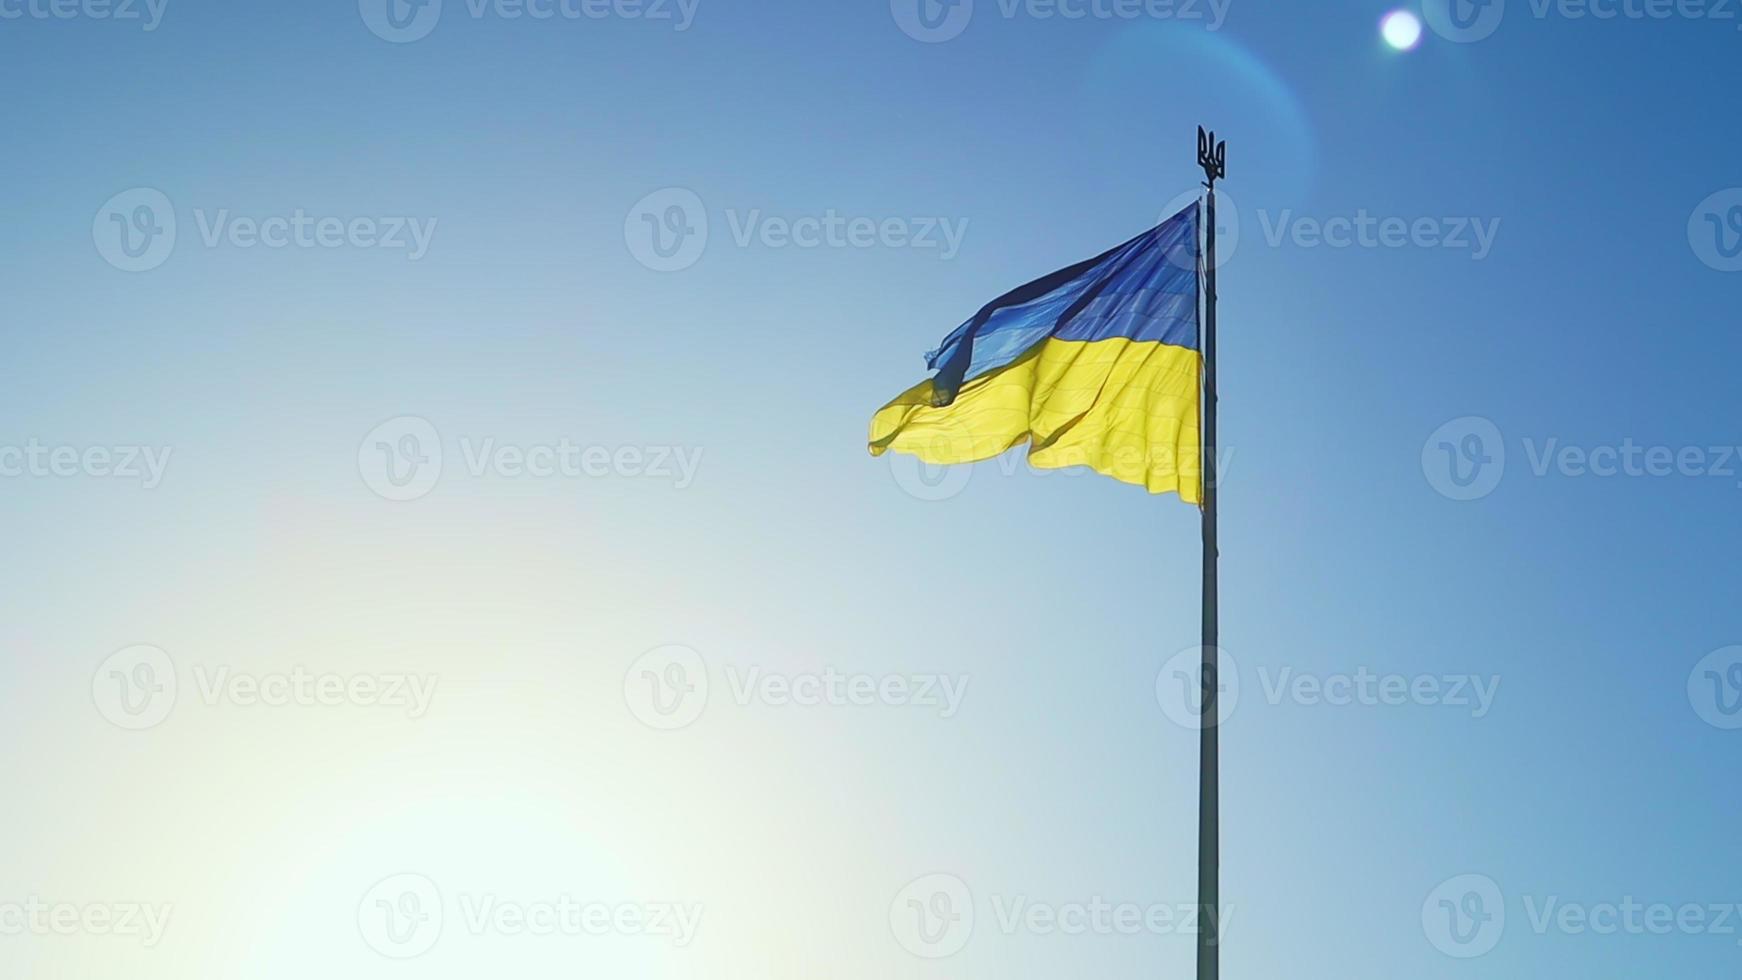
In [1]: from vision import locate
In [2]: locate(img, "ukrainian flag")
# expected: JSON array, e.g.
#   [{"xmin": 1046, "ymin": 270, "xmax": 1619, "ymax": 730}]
[{"xmin": 869, "ymin": 203, "xmax": 1203, "ymax": 502}]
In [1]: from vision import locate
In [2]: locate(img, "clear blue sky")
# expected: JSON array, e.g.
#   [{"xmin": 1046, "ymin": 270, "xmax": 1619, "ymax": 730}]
[{"xmin": 1, "ymin": 1, "xmax": 1739, "ymax": 978}]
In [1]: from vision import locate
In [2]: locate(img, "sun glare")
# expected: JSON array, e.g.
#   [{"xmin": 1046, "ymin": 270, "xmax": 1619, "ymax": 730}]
[{"xmin": 1382, "ymin": 10, "xmax": 1424, "ymax": 51}]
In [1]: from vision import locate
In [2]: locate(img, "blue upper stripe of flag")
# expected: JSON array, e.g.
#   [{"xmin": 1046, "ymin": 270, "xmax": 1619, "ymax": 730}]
[{"xmin": 923, "ymin": 203, "xmax": 1199, "ymax": 404}]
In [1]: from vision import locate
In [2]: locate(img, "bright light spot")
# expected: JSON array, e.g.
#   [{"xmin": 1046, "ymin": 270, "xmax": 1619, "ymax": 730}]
[{"xmin": 1381, "ymin": 10, "xmax": 1423, "ymax": 51}]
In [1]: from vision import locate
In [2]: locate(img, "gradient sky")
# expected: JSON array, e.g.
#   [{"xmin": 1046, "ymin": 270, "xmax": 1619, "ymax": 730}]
[{"xmin": 2, "ymin": 1, "xmax": 1740, "ymax": 978}]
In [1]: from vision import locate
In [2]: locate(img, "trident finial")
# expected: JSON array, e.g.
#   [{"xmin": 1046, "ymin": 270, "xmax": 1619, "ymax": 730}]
[{"xmin": 1197, "ymin": 126, "xmax": 1227, "ymax": 185}]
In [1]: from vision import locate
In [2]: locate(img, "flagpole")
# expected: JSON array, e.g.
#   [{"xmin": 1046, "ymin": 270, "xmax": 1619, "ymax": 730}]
[{"xmin": 1195, "ymin": 125, "xmax": 1226, "ymax": 980}]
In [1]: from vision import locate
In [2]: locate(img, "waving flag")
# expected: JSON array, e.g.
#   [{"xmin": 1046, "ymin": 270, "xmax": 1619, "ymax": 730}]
[{"xmin": 868, "ymin": 203, "xmax": 1203, "ymax": 501}]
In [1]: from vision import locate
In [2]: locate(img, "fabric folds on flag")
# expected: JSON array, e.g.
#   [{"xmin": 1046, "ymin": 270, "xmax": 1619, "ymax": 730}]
[{"xmin": 868, "ymin": 203, "xmax": 1203, "ymax": 502}]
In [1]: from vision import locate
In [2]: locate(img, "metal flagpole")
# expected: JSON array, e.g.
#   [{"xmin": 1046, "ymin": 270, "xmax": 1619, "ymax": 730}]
[{"xmin": 1195, "ymin": 125, "xmax": 1226, "ymax": 980}]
